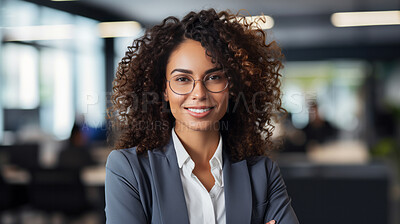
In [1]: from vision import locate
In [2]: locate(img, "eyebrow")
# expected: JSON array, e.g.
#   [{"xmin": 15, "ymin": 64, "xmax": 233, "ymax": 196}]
[{"xmin": 170, "ymin": 67, "xmax": 222, "ymax": 76}]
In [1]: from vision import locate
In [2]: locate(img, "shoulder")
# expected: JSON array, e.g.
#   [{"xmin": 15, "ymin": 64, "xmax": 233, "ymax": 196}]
[
  {"xmin": 106, "ymin": 148, "xmax": 139, "ymax": 170},
  {"xmin": 245, "ymin": 155, "xmax": 281, "ymax": 183},
  {"xmin": 106, "ymin": 147, "xmax": 153, "ymax": 180},
  {"xmin": 246, "ymin": 155, "xmax": 276, "ymax": 170},
  {"xmin": 106, "ymin": 137, "xmax": 172, "ymax": 174}
]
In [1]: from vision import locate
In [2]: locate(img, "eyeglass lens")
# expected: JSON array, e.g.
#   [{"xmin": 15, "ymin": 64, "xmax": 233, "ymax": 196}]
[{"xmin": 169, "ymin": 73, "xmax": 228, "ymax": 95}]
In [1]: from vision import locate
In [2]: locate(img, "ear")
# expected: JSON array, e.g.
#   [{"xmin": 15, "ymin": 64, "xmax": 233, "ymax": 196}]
[{"xmin": 163, "ymin": 90, "xmax": 169, "ymax": 102}]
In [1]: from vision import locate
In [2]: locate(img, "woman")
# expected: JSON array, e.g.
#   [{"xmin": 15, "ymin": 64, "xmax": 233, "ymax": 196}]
[{"xmin": 106, "ymin": 9, "xmax": 299, "ymax": 224}]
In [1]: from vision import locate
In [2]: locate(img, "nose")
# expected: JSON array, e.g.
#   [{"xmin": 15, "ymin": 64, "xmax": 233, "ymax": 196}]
[{"xmin": 191, "ymin": 80, "xmax": 207, "ymax": 100}]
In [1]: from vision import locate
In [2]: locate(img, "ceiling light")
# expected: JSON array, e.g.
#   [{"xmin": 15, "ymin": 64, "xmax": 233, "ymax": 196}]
[
  {"xmin": 2, "ymin": 25, "xmax": 74, "ymax": 41},
  {"xmin": 98, "ymin": 21, "xmax": 142, "ymax": 38},
  {"xmin": 242, "ymin": 15, "xmax": 274, "ymax": 29},
  {"xmin": 331, "ymin": 10, "xmax": 400, "ymax": 27}
]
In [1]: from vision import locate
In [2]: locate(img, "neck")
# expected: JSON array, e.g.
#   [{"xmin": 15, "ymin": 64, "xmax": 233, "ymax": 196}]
[{"xmin": 174, "ymin": 123, "xmax": 220, "ymax": 165}]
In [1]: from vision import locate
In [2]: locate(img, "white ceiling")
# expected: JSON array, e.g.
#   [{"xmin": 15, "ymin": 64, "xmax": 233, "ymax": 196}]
[
  {"xmin": 82, "ymin": 0, "xmax": 399, "ymax": 24},
  {"xmin": 81, "ymin": 0, "xmax": 400, "ymax": 48}
]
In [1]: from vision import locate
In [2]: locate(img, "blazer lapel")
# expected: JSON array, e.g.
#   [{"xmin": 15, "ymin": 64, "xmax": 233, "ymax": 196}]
[
  {"xmin": 223, "ymin": 148, "xmax": 253, "ymax": 224},
  {"xmin": 148, "ymin": 137, "xmax": 189, "ymax": 223}
]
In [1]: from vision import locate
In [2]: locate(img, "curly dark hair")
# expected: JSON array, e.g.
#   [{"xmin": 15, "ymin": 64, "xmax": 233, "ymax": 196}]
[{"xmin": 109, "ymin": 8, "xmax": 285, "ymax": 162}]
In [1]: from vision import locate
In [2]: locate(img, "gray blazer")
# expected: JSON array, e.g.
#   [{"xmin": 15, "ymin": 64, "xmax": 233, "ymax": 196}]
[{"xmin": 105, "ymin": 137, "xmax": 299, "ymax": 224}]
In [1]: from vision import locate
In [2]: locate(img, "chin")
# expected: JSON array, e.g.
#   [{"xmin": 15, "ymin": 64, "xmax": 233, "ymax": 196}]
[{"xmin": 176, "ymin": 120, "xmax": 220, "ymax": 132}]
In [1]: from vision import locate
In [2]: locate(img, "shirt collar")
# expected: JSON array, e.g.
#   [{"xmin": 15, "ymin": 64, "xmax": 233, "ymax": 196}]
[
  {"xmin": 171, "ymin": 127, "xmax": 223, "ymax": 170},
  {"xmin": 172, "ymin": 127, "xmax": 191, "ymax": 169},
  {"xmin": 211, "ymin": 136, "xmax": 223, "ymax": 170}
]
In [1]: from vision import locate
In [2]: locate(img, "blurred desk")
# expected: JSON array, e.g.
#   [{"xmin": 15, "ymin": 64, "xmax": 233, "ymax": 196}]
[
  {"xmin": 277, "ymin": 155, "xmax": 392, "ymax": 224},
  {"xmin": 1, "ymin": 165, "xmax": 106, "ymax": 186},
  {"xmin": 1, "ymin": 165, "xmax": 31, "ymax": 185},
  {"xmin": 1, "ymin": 164, "xmax": 106, "ymax": 222},
  {"xmin": 81, "ymin": 166, "xmax": 106, "ymax": 186}
]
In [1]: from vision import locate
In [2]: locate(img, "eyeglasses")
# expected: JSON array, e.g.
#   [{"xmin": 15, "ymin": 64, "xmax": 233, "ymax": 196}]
[{"xmin": 167, "ymin": 72, "xmax": 229, "ymax": 95}]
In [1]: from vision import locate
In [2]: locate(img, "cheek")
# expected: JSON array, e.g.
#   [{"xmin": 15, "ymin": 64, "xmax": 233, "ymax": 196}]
[
  {"xmin": 167, "ymin": 92, "xmax": 186, "ymax": 114},
  {"xmin": 218, "ymin": 92, "xmax": 230, "ymax": 113},
  {"xmin": 169, "ymin": 96, "xmax": 184, "ymax": 106}
]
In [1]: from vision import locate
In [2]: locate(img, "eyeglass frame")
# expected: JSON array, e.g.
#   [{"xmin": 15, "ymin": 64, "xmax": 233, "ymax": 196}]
[{"xmin": 166, "ymin": 74, "xmax": 231, "ymax": 95}]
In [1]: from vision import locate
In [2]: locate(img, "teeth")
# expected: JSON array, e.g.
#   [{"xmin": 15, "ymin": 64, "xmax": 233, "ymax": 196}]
[{"xmin": 187, "ymin": 107, "xmax": 212, "ymax": 113}]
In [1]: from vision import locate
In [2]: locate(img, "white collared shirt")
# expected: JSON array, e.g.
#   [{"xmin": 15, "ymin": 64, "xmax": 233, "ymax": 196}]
[{"xmin": 172, "ymin": 128, "xmax": 226, "ymax": 224}]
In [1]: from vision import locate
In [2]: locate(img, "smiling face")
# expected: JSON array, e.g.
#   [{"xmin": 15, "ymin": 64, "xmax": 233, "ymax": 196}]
[{"xmin": 164, "ymin": 39, "xmax": 229, "ymax": 133}]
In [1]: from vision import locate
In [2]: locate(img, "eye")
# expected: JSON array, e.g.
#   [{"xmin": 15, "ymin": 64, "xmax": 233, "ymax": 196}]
[
  {"xmin": 174, "ymin": 76, "xmax": 192, "ymax": 82},
  {"xmin": 206, "ymin": 74, "xmax": 222, "ymax": 81}
]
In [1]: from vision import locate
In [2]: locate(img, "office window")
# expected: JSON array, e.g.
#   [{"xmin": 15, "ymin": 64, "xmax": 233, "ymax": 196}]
[
  {"xmin": 1, "ymin": 0, "xmax": 105, "ymax": 140},
  {"xmin": 1, "ymin": 0, "xmax": 40, "ymax": 27},
  {"xmin": 282, "ymin": 60, "xmax": 366, "ymax": 133},
  {"xmin": 1, "ymin": 43, "xmax": 40, "ymax": 109},
  {"xmin": 40, "ymin": 48, "xmax": 74, "ymax": 139}
]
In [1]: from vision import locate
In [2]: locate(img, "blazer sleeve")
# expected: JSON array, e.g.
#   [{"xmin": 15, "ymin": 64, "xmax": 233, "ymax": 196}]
[
  {"xmin": 264, "ymin": 160, "xmax": 299, "ymax": 224},
  {"xmin": 105, "ymin": 150, "xmax": 148, "ymax": 224}
]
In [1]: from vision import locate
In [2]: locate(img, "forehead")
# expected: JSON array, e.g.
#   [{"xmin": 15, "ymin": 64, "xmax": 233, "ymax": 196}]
[{"xmin": 166, "ymin": 39, "xmax": 216, "ymax": 76}]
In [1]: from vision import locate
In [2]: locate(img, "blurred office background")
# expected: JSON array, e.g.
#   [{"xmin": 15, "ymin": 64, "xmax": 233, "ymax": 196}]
[{"xmin": 0, "ymin": 0, "xmax": 399, "ymax": 223}]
